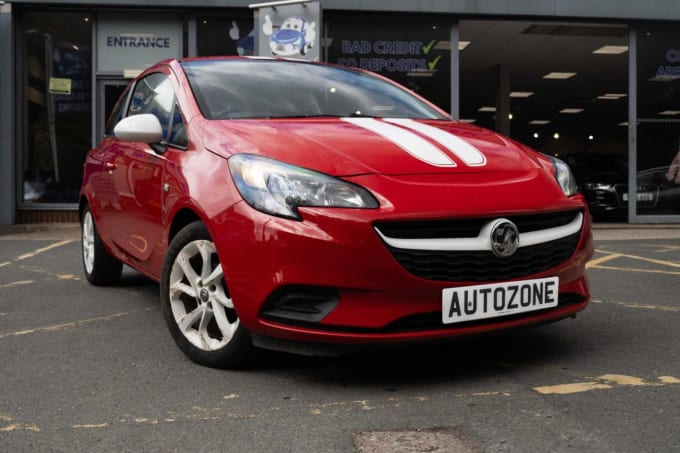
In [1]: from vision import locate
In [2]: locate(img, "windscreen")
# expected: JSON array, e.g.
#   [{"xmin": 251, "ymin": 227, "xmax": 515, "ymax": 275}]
[{"xmin": 180, "ymin": 59, "xmax": 448, "ymax": 120}]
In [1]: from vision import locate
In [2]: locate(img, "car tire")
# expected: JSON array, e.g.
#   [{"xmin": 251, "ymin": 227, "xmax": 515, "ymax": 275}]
[
  {"xmin": 160, "ymin": 221, "xmax": 253, "ymax": 369},
  {"xmin": 81, "ymin": 205, "xmax": 123, "ymax": 286}
]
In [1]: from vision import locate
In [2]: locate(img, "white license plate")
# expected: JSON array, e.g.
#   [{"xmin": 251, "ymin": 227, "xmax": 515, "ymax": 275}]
[
  {"xmin": 622, "ymin": 192, "xmax": 654, "ymax": 202},
  {"xmin": 442, "ymin": 277, "xmax": 559, "ymax": 324}
]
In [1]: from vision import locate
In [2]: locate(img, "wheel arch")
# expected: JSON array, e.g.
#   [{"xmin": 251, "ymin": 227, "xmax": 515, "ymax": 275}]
[
  {"xmin": 168, "ymin": 208, "xmax": 204, "ymax": 245},
  {"xmin": 78, "ymin": 194, "xmax": 89, "ymax": 222}
]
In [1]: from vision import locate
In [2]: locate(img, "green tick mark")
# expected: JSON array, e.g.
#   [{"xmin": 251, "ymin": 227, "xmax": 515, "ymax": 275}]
[
  {"xmin": 427, "ymin": 55, "xmax": 442, "ymax": 70},
  {"xmin": 423, "ymin": 39, "xmax": 437, "ymax": 55}
]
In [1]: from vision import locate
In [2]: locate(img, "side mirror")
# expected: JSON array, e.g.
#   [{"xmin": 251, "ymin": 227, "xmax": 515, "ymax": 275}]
[{"xmin": 113, "ymin": 114, "xmax": 163, "ymax": 144}]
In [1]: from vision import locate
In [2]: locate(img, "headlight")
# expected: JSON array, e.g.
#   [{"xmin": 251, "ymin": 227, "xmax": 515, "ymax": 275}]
[
  {"xmin": 549, "ymin": 157, "xmax": 578, "ymax": 197},
  {"xmin": 583, "ymin": 183, "xmax": 615, "ymax": 191},
  {"xmin": 228, "ymin": 154, "xmax": 379, "ymax": 220}
]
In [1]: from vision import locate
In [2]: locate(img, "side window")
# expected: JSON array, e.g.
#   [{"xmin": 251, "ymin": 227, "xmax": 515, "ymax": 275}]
[
  {"xmin": 105, "ymin": 86, "xmax": 130, "ymax": 136},
  {"xmin": 128, "ymin": 73, "xmax": 175, "ymax": 142}
]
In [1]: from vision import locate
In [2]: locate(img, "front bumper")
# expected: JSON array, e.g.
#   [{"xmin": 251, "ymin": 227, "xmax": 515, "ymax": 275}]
[{"xmin": 210, "ymin": 194, "xmax": 594, "ymax": 346}]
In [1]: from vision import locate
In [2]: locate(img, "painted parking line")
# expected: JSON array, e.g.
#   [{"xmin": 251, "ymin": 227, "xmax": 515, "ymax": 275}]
[
  {"xmin": 60, "ymin": 373, "xmax": 680, "ymax": 430},
  {"xmin": 589, "ymin": 264, "xmax": 680, "ymax": 276},
  {"xmin": 588, "ymin": 248, "xmax": 680, "ymax": 276},
  {"xmin": 0, "ymin": 413, "xmax": 41, "ymax": 433},
  {"xmin": 534, "ymin": 374, "xmax": 680, "ymax": 395},
  {"xmin": 0, "ymin": 240, "xmax": 79, "ymax": 287},
  {"xmin": 6, "ymin": 372, "xmax": 680, "ymax": 433},
  {"xmin": 612, "ymin": 252, "xmax": 680, "ymax": 268},
  {"xmin": 592, "ymin": 299, "xmax": 680, "ymax": 313},
  {"xmin": 586, "ymin": 252, "xmax": 623, "ymax": 268},
  {"xmin": 639, "ymin": 243, "xmax": 680, "ymax": 253},
  {"xmin": 15, "ymin": 239, "xmax": 76, "ymax": 261},
  {"xmin": 0, "ymin": 280, "xmax": 35, "ymax": 289},
  {"xmin": 66, "ymin": 390, "xmax": 506, "ymax": 430},
  {"xmin": 0, "ymin": 239, "xmax": 76, "ymax": 271},
  {"xmin": 0, "ymin": 307, "xmax": 157, "ymax": 340}
]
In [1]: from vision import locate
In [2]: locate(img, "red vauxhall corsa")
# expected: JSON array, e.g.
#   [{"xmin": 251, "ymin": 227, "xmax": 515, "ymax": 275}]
[{"xmin": 79, "ymin": 57, "xmax": 594, "ymax": 368}]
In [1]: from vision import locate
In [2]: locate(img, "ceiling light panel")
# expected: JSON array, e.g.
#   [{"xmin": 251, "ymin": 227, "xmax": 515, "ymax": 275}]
[
  {"xmin": 593, "ymin": 45, "xmax": 628, "ymax": 54},
  {"xmin": 597, "ymin": 93, "xmax": 627, "ymax": 100},
  {"xmin": 543, "ymin": 72, "xmax": 576, "ymax": 80}
]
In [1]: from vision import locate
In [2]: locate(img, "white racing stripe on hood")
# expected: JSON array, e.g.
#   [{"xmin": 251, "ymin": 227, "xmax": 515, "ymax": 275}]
[
  {"xmin": 341, "ymin": 117, "xmax": 456, "ymax": 166},
  {"xmin": 385, "ymin": 118, "xmax": 487, "ymax": 166}
]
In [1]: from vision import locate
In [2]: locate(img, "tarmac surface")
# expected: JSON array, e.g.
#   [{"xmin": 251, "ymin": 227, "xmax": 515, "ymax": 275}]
[{"xmin": 1, "ymin": 221, "xmax": 679, "ymax": 452}]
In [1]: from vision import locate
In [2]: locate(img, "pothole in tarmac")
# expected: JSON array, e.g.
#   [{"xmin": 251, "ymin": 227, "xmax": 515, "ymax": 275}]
[{"xmin": 352, "ymin": 427, "xmax": 483, "ymax": 453}]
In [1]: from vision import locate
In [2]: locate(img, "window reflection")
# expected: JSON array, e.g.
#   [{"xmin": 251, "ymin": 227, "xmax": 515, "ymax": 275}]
[
  {"xmin": 637, "ymin": 26, "xmax": 680, "ymax": 216},
  {"xmin": 21, "ymin": 11, "xmax": 92, "ymax": 204}
]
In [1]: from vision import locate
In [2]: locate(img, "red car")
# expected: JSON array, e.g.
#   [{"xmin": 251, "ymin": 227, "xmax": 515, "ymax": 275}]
[{"xmin": 80, "ymin": 57, "xmax": 593, "ymax": 368}]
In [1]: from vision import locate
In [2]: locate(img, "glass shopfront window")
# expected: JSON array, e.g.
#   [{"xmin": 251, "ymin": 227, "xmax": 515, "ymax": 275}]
[
  {"xmin": 326, "ymin": 13, "xmax": 452, "ymax": 113},
  {"xmin": 637, "ymin": 26, "xmax": 680, "ymax": 217},
  {"xmin": 460, "ymin": 20, "xmax": 629, "ymax": 221},
  {"xmin": 197, "ymin": 15, "xmax": 255, "ymax": 56},
  {"xmin": 20, "ymin": 11, "xmax": 93, "ymax": 204}
]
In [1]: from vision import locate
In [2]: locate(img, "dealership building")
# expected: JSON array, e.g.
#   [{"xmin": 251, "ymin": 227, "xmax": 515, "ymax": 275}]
[{"xmin": 1, "ymin": 0, "xmax": 680, "ymax": 225}]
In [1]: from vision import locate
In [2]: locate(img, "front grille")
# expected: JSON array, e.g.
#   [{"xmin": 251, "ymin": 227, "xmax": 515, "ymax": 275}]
[
  {"xmin": 385, "ymin": 233, "xmax": 580, "ymax": 282},
  {"xmin": 375, "ymin": 210, "xmax": 579, "ymax": 239},
  {"xmin": 376, "ymin": 210, "xmax": 582, "ymax": 283}
]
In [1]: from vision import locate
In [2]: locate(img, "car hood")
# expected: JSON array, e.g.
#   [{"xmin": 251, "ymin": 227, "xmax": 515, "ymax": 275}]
[{"xmin": 203, "ymin": 118, "xmax": 543, "ymax": 177}]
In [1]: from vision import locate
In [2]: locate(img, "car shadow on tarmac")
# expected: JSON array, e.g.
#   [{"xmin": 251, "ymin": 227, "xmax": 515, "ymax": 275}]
[{"xmin": 248, "ymin": 325, "xmax": 575, "ymax": 388}]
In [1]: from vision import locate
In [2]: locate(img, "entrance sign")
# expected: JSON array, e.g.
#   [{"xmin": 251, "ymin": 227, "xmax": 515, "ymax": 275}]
[
  {"xmin": 97, "ymin": 15, "xmax": 182, "ymax": 74},
  {"xmin": 252, "ymin": 1, "xmax": 321, "ymax": 61}
]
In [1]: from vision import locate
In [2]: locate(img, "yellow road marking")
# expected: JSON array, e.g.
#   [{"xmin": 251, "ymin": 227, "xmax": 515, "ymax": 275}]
[
  {"xmin": 0, "ymin": 261, "xmax": 10, "ymax": 268},
  {"xmin": 589, "ymin": 264, "xmax": 680, "ymax": 276},
  {"xmin": 472, "ymin": 391, "xmax": 511, "ymax": 397},
  {"xmin": 659, "ymin": 376, "xmax": 680, "ymax": 384},
  {"xmin": 0, "ymin": 280, "xmax": 35, "ymax": 289},
  {"xmin": 0, "ymin": 307, "xmax": 157, "ymax": 339},
  {"xmin": 0, "ymin": 413, "xmax": 41, "ymax": 432},
  {"xmin": 534, "ymin": 374, "xmax": 680, "ymax": 395},
  {"xmin": 616, "ymin": 252, "xmax": 680, "ymax": 268},
  {"xmin": 587, "ymin": 252, "xmax": 623, "ymax": 268},
  {"xmin": 17, "ymin": 264, "xmax": 83, "ymax": 281},
  {"xmin": 599, "ymin": 374, "xmax": 647, "ymax": 386},
  {"xmin": 15, "ymin": 239, "xmax": 75, "ymax": 261},
  {"xmin": 534, "ymin": 382, "xmax": 612, "ymax": 395},
  {"xmin": 589, "ymin": 249, "xmax": 680, "ymax": 275},
  {"xmin": 592, "ymin": 299, "xmax": 680, "ymax": 313},
  {"xmin": 0, "ymin": 423, "xmax": 41, "ymax": 432},
  {"xmin": 73, "ymin": 423, "xmax": 108, "ymax": 429},
  {"xmin": 639, "ymin": 243, "xmax": 680, "ymax": 253}
]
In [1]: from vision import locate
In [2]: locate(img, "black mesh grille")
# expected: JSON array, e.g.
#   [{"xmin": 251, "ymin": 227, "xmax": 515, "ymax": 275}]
[{"xmin": 377, "ymin": 211, "xmax": 582, "ymax": 283}]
